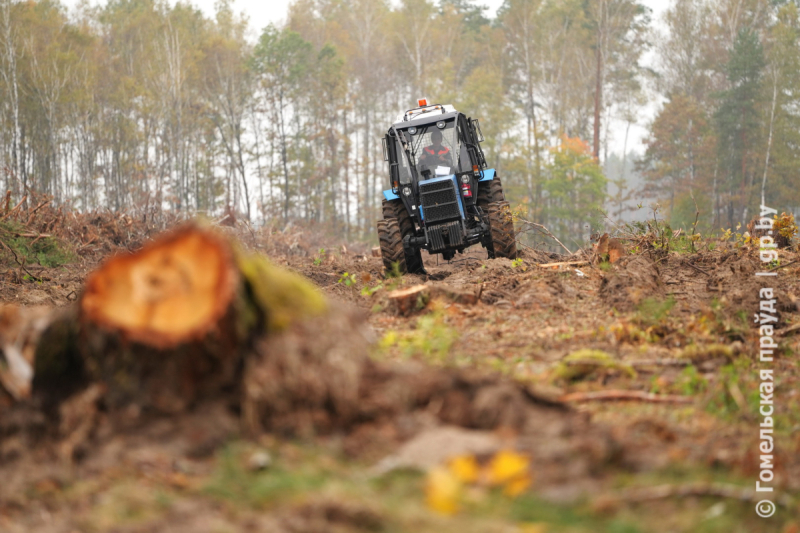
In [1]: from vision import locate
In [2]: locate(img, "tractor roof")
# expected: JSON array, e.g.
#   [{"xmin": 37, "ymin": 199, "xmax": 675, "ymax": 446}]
[{"xmin": 394, "ymin": 103, "xmax": 457, "ymax": 125}]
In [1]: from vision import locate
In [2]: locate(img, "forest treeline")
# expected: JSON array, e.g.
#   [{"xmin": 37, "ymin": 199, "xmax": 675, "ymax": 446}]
[{"xmin": 0, "ymin": 0, "xmax": 799, "ymax": 243}]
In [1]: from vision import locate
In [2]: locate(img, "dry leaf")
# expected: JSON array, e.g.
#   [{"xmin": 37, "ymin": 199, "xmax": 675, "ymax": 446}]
[
  {"xmin": 425, "ymin": 466, "xmax": 461, "ymax": 515},
  {"xmin": 487, "ymin": 449, "xmax": 532, "ymax": 496},
  {"xmin": 448, "ymin": 454, "xmax": 479, "ymax": 484}
]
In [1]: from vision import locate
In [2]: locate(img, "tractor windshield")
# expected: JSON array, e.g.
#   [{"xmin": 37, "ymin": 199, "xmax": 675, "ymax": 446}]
[{"xmin": 394, "ymin": 119, "xmax": 467, "ymax": 184}]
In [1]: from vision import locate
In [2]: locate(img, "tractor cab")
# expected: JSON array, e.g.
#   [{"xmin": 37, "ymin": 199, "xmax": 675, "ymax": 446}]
[
  {"xmin": 376, "ymin": 99, "xmax": 516, "ymax": 274},
  {"xmin": 382, "ymin": 101, "xmax": 487, "ymax": 197}
]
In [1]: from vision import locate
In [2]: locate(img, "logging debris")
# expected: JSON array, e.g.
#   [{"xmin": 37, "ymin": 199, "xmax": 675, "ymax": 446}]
[{"xmin": 1, "ymin": 224, "xmax": 618, "ymax": 495}]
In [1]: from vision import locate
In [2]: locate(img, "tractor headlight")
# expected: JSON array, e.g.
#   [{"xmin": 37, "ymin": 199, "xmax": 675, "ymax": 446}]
[
  {"xmin": 408, "ymin": 127, "xmax": 417, "ymax": 135},
  {"xmin": 436, "ymin": 121, "xmax": 445, "ymax": 129},
  {"xmin": 461, "ymin": 175, "xmax": 470, "ymax": 184},
  {"xmin": 403, "ymin": 187, "xmax": 412, "ymax": 196}
]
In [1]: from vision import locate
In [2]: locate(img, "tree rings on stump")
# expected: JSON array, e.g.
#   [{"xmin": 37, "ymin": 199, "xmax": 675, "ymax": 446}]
[{"xmin": 81, "ymin": 227, "xmax": 239, "ymax": 348}]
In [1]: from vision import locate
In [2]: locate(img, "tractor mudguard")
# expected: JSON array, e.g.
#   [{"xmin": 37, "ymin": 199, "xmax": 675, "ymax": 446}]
[{"xmin": 383, "ymin": 189, "xmax": 400, "ymax": 201}]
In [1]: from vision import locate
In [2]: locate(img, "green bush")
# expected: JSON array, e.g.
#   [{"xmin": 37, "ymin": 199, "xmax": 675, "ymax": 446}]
[{"xmin": 0, "ymin": 220, "xmax": 74, "ymax": 267}]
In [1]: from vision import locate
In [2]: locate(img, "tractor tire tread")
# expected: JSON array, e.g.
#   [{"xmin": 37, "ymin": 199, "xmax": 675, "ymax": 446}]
[
  {"xmin": 476, "ymin": 175, "xmax": 505, "ymax": 207},
  {"xmin": 382, "ymin": 199, "xmax": 415, "ymax": 237},
  {"xmin": 377, "ymin": 218, "xmax": 407, "ymax": 274},
  {"xmin": 380, "ymin": 199, "xmax": 425, "ymax": 274},
  {"xmin": 487, "ymin": 200, "xmax": 517, "ymax": 259}
]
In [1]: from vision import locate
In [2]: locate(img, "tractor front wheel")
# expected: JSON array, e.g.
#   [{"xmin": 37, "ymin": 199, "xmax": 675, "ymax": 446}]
[
  {"xmin": 377, "ymin": 218, "xmax": 426, "ymax": 275},
  {"xmin": 380, "ymin": 199, "xmax": 425, "ymax": 275},
  {"xmin": 377, "ymin": 218, "xmax": 406, "ymax": 274},
  {"xmin": 486, "ymin": 201, "xmax": 517, "ymax": 259}
]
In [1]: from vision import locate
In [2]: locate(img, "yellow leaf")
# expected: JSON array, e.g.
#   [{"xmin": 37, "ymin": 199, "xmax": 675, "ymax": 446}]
[
  {"xmin": 487, "ymin": 450, "xmax": 530, "ymax": 486},
  {"xmin": 426, "ymin": 466, "xmax": 461, "ymax": 515},
  {"xmin": 504, "ymin": 475, "xmax": 532, "ymax": 497},
  {"xmin": 448, "ymin": 455, "xmax": 479, "ymax": 484},
  {"xmin": 379, "ymin": 331, "xmax": 398, "ymax": 348}
]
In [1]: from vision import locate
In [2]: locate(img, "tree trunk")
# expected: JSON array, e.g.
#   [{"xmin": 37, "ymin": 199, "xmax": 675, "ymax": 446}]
[
  {"xmin": 761, "ymin": 72, "xmax": 778, "ymax": 207},
  {"xmin": 1, "ymin": 0, "xmax": 21, "ymax": 198},
  {"xmin": 592, "ymin": 0, "xmax": 606, "ymax": 161},
  {"xmin": 279, "ymin": 91, "xmax": 291, "ymax": 222},
  {"xmin": 592, "ymin": 31, "xmax": 603, "ymax": 160}
]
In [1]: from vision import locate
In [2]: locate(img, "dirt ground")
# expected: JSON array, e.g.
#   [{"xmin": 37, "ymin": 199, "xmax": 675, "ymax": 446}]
[{"xmin": 1, "ymin": 214, "xmax": 799, "ymax": 532}]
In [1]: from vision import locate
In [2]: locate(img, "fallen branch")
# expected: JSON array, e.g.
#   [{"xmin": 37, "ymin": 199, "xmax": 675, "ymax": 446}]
[
  {"xmin": 214, "ymin": 213, "xmax": 231, "ymax": 226},
  {"xmin": 626, "ymin": 358, "xmax": 693, "ymax": 368},
  {"xmin": 685, "ymin": 261, "xmax": 710, "ymax": 276},
  {"xmin": 538, "ymin": 260, "xmax": 590, "ymax": 269},
  {"xmin": 13, "ymin": 232, "xmax": 52, "ymax": 239},
  {"xmin": 560, "ymin": 390, "xmax": 693, "ymax": 404},
  {"xmin": 779, "ymin": 322, "xmax": 800, "ymax": 337},
  {"xmin": 768, "ymin": 259, "xmax": 798, "ymax": 272},
  {"xmin": 517, "ymin": 218, "xmax": 572, "ymax": 255},
  {"xmin": 25, "ymin": 199, "xmax": 51, "ymax": 224},
  {"xmin": 0, "ymin": 239, "xmax": 43, "ymax": 282},
  {"xmin": 78, "ymin": 235, "xmax": 98, "ymax": 249},
  {"xmin": 0, "ymin": 195, "xmax": 26, "ymax": 221},
  {"xmin": 609, "ymin": 482, "xmax": 794, "ymax": 508}
]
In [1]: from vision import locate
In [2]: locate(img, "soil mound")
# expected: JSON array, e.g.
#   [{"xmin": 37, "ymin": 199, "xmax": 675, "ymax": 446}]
[{"xmin": 599, "ymin": 254, "xmax": 665, "ymax": 310}]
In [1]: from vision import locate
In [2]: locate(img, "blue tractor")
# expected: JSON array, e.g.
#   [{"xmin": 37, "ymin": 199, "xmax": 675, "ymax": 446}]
[{"xmin": 377, "ymin": 99, "xmax": 516, "ymax": 274}]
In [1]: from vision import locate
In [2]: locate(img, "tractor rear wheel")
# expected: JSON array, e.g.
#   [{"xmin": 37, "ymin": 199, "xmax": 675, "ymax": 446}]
[
  {"xmin": 486, "ymin": 201, "xmax": 517, "ymax": 259},
  {"xmin": 476, "ymin": 174, "xmax": 505, "ymax": 206},
  {"xmin": 380, "ymin": 199, "xmax": 424, "ymax": 274}
]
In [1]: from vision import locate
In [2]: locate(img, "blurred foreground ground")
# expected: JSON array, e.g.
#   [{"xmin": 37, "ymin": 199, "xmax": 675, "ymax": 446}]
[{"xmin": 0, "ymin": 206, "xmax": 798, "ymax": 532}]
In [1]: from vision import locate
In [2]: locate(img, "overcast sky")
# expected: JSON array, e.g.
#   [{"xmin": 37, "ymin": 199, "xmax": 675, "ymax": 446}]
[{"xmin": 63, "ymin": 0, "xmax": 666, "ymax": 35}]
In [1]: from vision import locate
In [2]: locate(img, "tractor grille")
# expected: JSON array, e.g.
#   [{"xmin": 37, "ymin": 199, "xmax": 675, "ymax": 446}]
[{"xmin": 420, "ymin": 179, "xmax": 460, "ymax": 223}]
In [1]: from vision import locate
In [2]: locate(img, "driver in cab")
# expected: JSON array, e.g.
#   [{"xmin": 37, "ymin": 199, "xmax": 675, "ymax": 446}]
[{"xmin": 418, "ymin": 129, "xmax": 453, "ymax": 176}]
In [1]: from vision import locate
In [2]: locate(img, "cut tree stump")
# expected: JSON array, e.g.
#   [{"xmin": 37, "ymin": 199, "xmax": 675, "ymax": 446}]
[
  {"xmin": 371, "ymin": 246, "xmax": 381, "ymax": 258},
  {"xmin": 387, "ymin": 285, "xmax": 429, "ymax": 316},
  {"xmin": 594, "ymin": 233, "xmax": 626, "ymax": 264},
  {"xmin": 387, "ymin": 283, "xmax": 481, "ymax": 316},
  {"xmin": 33, "ymin": 223, "xmax": 328, "ymax": 413},
  {"xmin": 81, "ymin": 227, "xmax": 239, "ymax": 348}
]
